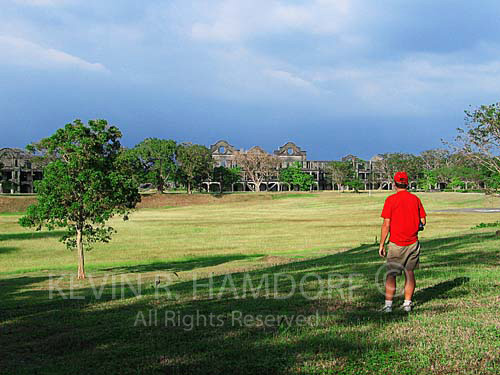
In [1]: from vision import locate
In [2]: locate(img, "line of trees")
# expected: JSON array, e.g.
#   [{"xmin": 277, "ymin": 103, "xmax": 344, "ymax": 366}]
[
  {"xmin": 326, "ymin": 148, "xmax": 499, "ymax": 193},
  {"xmin": 122, "ymin": 139, "xmax": 215, "ymax": 194}
]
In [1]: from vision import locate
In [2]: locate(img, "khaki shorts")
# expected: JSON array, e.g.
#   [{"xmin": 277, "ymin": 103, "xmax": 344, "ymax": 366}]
[{"xmin": 386, "ymin": 241, "xmax": 420, "ymax": 276}]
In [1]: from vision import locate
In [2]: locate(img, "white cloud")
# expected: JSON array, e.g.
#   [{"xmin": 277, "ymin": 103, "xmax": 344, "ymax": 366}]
[
  {"xmin": 309, "ymin": 52, "xmax": 500, "ymax": 115},
  {"xmin": 190, "ymin": 0, "xmax": 353, "ymax": 42},
  {"xmin": 0, "ymin": 35, "xmax": 107, "ymax": 72},
  {"xmin": 264, "ymin": 69, "xmax": 318, "ymax": 92}
]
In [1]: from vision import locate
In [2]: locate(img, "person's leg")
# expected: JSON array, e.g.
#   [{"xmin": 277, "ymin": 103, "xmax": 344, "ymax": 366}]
[
  {"xmin": 403, "ymin": 242, "xmax": 419, "ymax": 308},
  {"xmin": 382, "ymin": 242, "xmax": 401, "ymax": 312},
  {"xmin": 385, "ymin": 274, "xmax": 397, "ymax": 301},
  {"xmin": 404, "ymin": 270, "xmax": 416, "ymax": 301},
  {"xmin": 380, "ymin": 273, "xmax": 397, "ymax": 312}
]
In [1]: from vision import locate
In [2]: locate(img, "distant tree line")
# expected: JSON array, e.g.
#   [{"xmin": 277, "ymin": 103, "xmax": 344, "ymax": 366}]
[
  {"xmin": 119, "ymin": 138, "xmax": 244, "ymax": 194},
  {"xmin": 326, "ymin": 149, "xmax": 496, "ymax": 193}
]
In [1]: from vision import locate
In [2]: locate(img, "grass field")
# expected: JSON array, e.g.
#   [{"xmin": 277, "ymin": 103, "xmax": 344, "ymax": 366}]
[{"xmin": 1, "ymin": 192, "xmax": 499, "ymax": 374}]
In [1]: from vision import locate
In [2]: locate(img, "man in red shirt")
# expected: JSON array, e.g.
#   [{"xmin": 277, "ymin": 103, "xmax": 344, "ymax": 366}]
[{"xmin": 379, "ymin": 171, "xmax": 426, "ymax": 312}]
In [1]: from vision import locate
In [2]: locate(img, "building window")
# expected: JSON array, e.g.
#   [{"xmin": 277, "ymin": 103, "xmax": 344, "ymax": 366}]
[{"xmin": 219, "ymin": 146, "xmax": 226, "ymax": 154}]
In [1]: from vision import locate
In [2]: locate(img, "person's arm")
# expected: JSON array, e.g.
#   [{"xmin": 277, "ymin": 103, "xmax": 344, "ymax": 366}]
[
  {"xmin": 419, "ymin": 199, "xmax": 427, "ymax": 228},
  {"xmin": 379, "ymin": 218, "xmax": 390, "ymax": 257}
]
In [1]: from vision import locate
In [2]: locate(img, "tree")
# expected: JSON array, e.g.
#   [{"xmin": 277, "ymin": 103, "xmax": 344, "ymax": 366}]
[
  {"xmin": 345, "ymin": 179, "xmax": 364, "ymax": 193},
  {"xmin": 176, "ymin": 144, "xmax": 213, "ymax": 194},
  {"xmin": 212, "ymin": 166, "xmax": 242, "ymax": 192},
  {"xmin": 444, "ymin": 103, "xmax": 500, "ymax": 191},
  {"xmin": 420, "ymin": 149, "xmax": 451, "ymax": 170},
  {"xmin": 279, "ymin": 162, "xmax": 315, "ymax": 191},
  {"xmin": 19, "ymin": 119, "xmax": 141, "ymax": 279},
  {"xmin": 133, "ymin": 138, "xmax": 177, "ymax": 192},
  {"xmin": 326, "ymin": 161, "xmax": 354, "ymax": 191},
  {"xmin": 371, "ymin": 154, "xmax": 395, "ymax": 188},
  {"xmin": 417, "ymin": 170, "xmax": 438, "ymax": 191},
  {"xmin": 453, "ymin": 165, "xmax": 484, "ymax": 190},
  {"xmin": 116, "ymin": 147, "xmax": 148, "ymax": 188},
  {"xmin": 449, "ymin": 176, "xmax": 465, "ymax": 190},
  {"xmin": 233, "ymin": 148, "xmax": 280, "ymax": 192},
  {"xmin": 372, "ymin": 153, "xmax": 422, "ymax": 188},
  {"xmin": 449, "ymin": 103, "xmax": 500, "ymax": 192}
]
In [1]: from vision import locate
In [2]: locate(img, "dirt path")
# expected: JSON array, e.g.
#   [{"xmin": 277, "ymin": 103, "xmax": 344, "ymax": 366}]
[{"xmin": 432, "ymin": 208, "xmax": 500, "ymax": 213}]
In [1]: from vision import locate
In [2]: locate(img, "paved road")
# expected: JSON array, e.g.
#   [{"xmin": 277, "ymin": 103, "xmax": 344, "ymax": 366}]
[{"xmin": 432, "ymin": 208, "xmax": 500, "ymax": 213}]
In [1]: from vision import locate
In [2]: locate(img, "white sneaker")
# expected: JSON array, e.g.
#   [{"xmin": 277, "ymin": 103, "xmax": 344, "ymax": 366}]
[
  {"xmin": 402, "ymin": 302, "xmax": 413, "ymax": 312},
  {"xmin": 379, "ymin": 305, "xmax": 392, "ymax": 313}
]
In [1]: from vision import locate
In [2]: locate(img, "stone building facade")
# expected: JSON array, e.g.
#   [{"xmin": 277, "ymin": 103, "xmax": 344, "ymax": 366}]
[
  {"xmin": 0, "ymin": 141, "xmax": 397, "ymax": 194},
  {"xmin": 207, "ymin": 140, "xmax": 392, "ymax": 192},
  {"xmin": 0, "ymin": 148, "xmax": 43, "ymax": 194}
]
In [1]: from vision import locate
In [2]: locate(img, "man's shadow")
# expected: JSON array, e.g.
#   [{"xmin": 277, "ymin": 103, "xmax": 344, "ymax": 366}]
[{"xmin": 413, "ymin": 276, "xmax": 470, "ymax": 306}]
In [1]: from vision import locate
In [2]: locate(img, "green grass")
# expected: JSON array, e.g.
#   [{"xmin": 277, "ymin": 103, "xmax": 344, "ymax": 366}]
[{"xmin": 1, "ymin": 192, "xmax": 499, "ymax": 374}]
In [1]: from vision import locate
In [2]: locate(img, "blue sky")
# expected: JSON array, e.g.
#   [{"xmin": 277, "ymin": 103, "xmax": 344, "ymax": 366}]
[{"xmin": 1, "ymin": 0, "xmax": 500, "ymax": 160}]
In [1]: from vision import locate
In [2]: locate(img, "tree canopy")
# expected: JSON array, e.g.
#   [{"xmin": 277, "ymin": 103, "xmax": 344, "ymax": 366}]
[
  {"xmin": 176, "ymin": 143, "xmax": 213, "ymax": 194},
  {"xmin": 279, "ymin": 162, "xmax": 315, "ymax": 191},
  {"xmin": 132, "ymin": 138, "xmax": 177, "ymax": 192}
]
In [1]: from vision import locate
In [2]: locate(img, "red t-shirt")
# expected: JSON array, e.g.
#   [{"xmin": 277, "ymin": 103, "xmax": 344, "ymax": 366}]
[{"xmin": 381, "ymin": 190, "xmax": 426, "ymax": 246}]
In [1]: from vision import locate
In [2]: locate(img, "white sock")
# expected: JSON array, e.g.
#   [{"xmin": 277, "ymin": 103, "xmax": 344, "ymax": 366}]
[
  {"xmin": 403, "ymin": 300, "xmax": 412, "ymax": 306},
  {"xmin": 385, "ymin": 300, "xmax": 393, "ymax": 307}
]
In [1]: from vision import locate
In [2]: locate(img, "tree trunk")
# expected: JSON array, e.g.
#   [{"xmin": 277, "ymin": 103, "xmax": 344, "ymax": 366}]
[
  {"xmin": 187, "ymin": 181, "xmax": 192, "ymax": 194},
  {"xmin": 156, "ymin": 169, "xmax": 165, "ymax": 193},
  {"xmin": 254, "ymin": 182, "xmax": 261, "ymax": 192},
  {"xmin": 76, "ymin": 227, "xmax": 85, "ymax": 280}
]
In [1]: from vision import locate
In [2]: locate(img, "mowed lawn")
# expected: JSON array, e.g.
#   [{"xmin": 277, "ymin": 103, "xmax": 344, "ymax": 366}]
[{"xmin": 0, "ymin": 192, "xmax": 499, "ymax": 374}]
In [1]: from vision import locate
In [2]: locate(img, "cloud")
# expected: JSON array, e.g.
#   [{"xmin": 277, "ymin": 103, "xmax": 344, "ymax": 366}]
[
  {"xmin": 190, "ymin": 0, "xmax": 353, "ymax": 42},
  {"xmin": 264, "ymin": 69, "xmax": 318, "ymax": 92},
  {"xmin": 0, "ymin": 35, "xmax": 107, "ymax": 72},
  {"xmin": 308, "ymin": 50, "xmax": 500, "ymax": 115}
]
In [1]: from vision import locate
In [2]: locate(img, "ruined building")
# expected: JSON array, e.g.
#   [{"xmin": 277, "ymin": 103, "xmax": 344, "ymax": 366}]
[
  {"xmin": 0, "ymin": 148, "xmax": 43, "ymax": 194},
  {"xmin": 0, "ymin": 141, "xmax": 397, "ymax": 194},
  {"xmin": 207, "ymin": 140, "xmax": 393, "ymax": 192}
]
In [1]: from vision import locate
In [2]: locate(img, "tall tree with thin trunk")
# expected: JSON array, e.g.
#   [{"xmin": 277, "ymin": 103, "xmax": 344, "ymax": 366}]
[
  {"xmin": 233, "ymin": 147, "xmax": 280, "ymax": 192},
  {"xmin": 19, "ymin": 119, "xmax": 140, "ymax": 279}
]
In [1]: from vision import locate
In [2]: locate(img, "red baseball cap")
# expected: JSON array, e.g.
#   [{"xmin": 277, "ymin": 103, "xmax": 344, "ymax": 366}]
[{"xmin": 394, "ymin": 171, "xmax": 409, "ymax": 184}]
